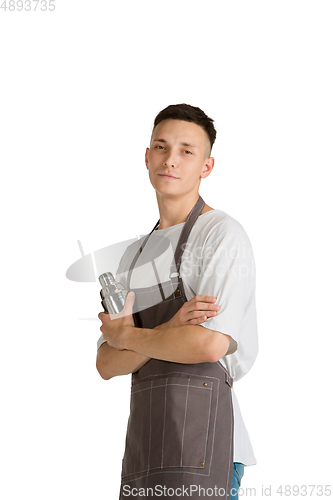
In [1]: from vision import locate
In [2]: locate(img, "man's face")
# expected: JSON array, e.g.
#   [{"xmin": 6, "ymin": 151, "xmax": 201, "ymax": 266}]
[{"xmin": 145, "ymin": 119, "xmax": 214, "ymax": 198}]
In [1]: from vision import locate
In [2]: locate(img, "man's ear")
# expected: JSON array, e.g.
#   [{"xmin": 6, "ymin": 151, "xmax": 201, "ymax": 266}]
[
  {"xmin": 200, "ymin": 157, "xmax": 215, "ymax": 179},
  {"xmin": 145, "ymin": 147, "xmax": 149, "ymax": 169}
]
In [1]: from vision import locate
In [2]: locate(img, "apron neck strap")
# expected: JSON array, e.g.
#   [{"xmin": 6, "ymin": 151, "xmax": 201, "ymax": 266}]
[
  {"xmin": 128, "ymin": 195, "xmax": 205, "ymax": 283},
  {"xmin": 171, "ymin": 194, "xmax": 205, "ymax": 275}
]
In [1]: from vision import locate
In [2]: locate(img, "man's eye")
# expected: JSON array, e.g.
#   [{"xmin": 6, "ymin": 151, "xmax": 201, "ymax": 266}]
[
  {"xmin": 156, "ymin": 145, "xmax": 165, "ymax": 149},
  {"xmin": 184, "ymin": 150, "xmax": 192, "ymax": 155}
]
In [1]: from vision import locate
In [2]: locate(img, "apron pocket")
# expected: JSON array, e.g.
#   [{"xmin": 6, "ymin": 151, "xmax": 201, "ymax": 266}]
[{"xmin": 121, "ymin": 374, "xmax": 217, "ymax": 478}]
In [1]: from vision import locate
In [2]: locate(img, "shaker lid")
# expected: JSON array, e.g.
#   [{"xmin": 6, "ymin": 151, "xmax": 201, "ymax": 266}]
[{"xmin": 98, "ymin": 272, "xmax": 115, "ymax": 287}]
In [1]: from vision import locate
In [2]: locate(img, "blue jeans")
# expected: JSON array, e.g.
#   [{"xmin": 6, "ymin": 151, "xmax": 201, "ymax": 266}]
[{"xmin": 230, "ymin": 462, "xmax": 244, "ymax": 499}]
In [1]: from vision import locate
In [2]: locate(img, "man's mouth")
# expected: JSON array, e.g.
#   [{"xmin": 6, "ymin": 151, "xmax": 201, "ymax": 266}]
[{"xmin": 158, "ymin": 173, "xmax": 179, "ymax": 179}]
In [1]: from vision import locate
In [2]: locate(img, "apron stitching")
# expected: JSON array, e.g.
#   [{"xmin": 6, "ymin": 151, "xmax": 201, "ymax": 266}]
[
  {"xmin": 207, "ymin": 378, "xmax": 220, "ymax": 476},
  {"xmin": 133, "ymin": 371, "xmax": 220, "ymax": 383},
  {"xmin": 226, "ymin": 388, "xmax": 234, "ymax": 496},
  {"xmin": 122, "ymin": 380, "xmax": 233, "ymax": 482},
  {"xmin": 124, "ymin": 464, "xmax": 214, "ymax": 475},
  {"xmin": 132, "ymin": 383, "xmax": 212, "ymax": 395},
  {"xmin": 122, "ymin": 469, "xmax": 215, "ymax": 483},
  {"xmin": 161, "ymin": 378, "xmax": 168, "ymax": 469},
  {"xmin": 124, "ymin": 378, "xmax": 216, "ymax": 478},
  {"xmin": 201, "ymin": 387, "xmax": 213, "ymax": 467},
  {"xmin": 180, "ymin": 378, "xmax": 190, "ymax": 467},
  {"xmin": 147, "ymin": 380, "xmax": 153, "ymax": 473}
]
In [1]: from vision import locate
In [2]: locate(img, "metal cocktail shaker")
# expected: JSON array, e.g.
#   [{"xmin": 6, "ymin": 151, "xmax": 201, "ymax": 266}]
[{"xmin": 99, "ymin": 272, "xmax": 128, "ymax": 314}]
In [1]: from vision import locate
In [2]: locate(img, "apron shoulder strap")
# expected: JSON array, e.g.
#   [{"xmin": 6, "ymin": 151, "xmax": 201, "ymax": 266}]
[
  {"xmin": 171, "ymin": 194, "xmax": 205, "ymax": 275},
  {"xmin": 127, "ymin": 195, "xmax": 205, "ymax": 285}
]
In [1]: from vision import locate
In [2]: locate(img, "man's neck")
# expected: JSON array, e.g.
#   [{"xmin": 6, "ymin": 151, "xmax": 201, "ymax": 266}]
[{"xmin": 156, "ymin": 192, "xmax": 212, "ymax": 230}]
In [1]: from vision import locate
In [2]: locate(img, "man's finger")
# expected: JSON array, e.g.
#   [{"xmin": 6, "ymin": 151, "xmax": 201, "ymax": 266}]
[
  {"xmin": 122, "ymin": 291, "xmax": 135, "ymax": 315},
  {"xmin": 186, "ymin": 301, "xmax": 220, "ymax": 312},
  {"xmin": 193, "ymin": 295, "xmax": 217, "ymax": 302},
  {"xmin": 98, "ymin": 311, "xmax": 116, "ymax": 321}
]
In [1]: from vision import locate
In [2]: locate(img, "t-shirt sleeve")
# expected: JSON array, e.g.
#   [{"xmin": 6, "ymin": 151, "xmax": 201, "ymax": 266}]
[
  {"xmin": 97, "ymin": 333, "xmax": 107, "ymax": 351},
  {"xmin": 196, "ymin": 228, "xmax": 256, "ymax": 356}
]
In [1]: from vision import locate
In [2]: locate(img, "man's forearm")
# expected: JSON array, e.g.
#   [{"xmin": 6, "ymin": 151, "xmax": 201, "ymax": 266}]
[
  {"xmin": 122, "ymin": 325, "xmax": 230, "ymax": 364},
  {"xmin": 96, "ymin": 342, "xmax": 151, "ymax": 380},
  {"xmin": 96, "ymin": 322, "xmax": 168, "ymax": 380}
]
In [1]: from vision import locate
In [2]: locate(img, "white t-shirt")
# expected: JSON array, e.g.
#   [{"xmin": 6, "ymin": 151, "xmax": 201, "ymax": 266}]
[{"xmin": 97, "ymin": 209, "xmax": 258, "ymax": 466}]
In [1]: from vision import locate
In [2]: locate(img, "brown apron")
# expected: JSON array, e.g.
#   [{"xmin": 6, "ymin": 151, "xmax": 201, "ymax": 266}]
[{"xmin": 119, "ymin": 195, "xmax": 234, "ymax": 499}]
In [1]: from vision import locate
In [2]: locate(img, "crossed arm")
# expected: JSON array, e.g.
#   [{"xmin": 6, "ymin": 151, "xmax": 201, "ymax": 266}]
[{"xmin": 96, "ymin": 294, "xmax": 231, "ymax": 380}]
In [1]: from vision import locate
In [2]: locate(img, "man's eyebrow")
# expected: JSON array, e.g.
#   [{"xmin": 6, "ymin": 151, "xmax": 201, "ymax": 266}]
[
  {"xmin": 181, "ymin": 142, "xmax": 197, "ymax": 149},
  {"xmin": 152, "ymin": 138, "xmax": 197, "ymax": 149},
  {"xmin": 153, "ymin": 138, "xmax": 167, "ymax": 143}
]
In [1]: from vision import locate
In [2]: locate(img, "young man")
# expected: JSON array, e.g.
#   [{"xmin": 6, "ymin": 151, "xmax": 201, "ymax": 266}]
[{"xmin": 97, "ymin": 104, "xmax": 258, "ymax": 499}]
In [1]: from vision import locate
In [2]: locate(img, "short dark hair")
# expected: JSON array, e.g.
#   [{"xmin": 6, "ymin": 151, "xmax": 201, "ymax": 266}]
[{"xmin": 153, "ymin": 103, "xmax": 216, "ymax": 155}]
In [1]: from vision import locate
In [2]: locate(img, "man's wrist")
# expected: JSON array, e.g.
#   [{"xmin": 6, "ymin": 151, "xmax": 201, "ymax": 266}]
[{"xmin": 122, "ymin": 325, "xmax": 141, "ymax": 350}]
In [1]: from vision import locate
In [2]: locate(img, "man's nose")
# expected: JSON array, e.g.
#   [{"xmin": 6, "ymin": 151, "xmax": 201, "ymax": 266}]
[{"xmin": 163, "ymin": 150, "xmax": 177, "ymax": 167}]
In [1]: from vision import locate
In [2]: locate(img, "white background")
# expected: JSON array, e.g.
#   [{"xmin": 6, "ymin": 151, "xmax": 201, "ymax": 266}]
[{"xmin": 1, "ymin": 1, "xmax": 332, "ymax": 498}]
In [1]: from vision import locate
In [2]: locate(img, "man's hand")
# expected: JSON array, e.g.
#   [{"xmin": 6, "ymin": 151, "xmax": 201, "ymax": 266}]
[
  {"xmin": 98, "ymin": 292, "xmax": 136, "ymax": 350},
  {"xmin": 161, "ymin": 295, "xmax": 220, "ymax": 329},
  {"xmin": 97, "ymin": 292, "xmax": 229, "ymax": 368}
]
